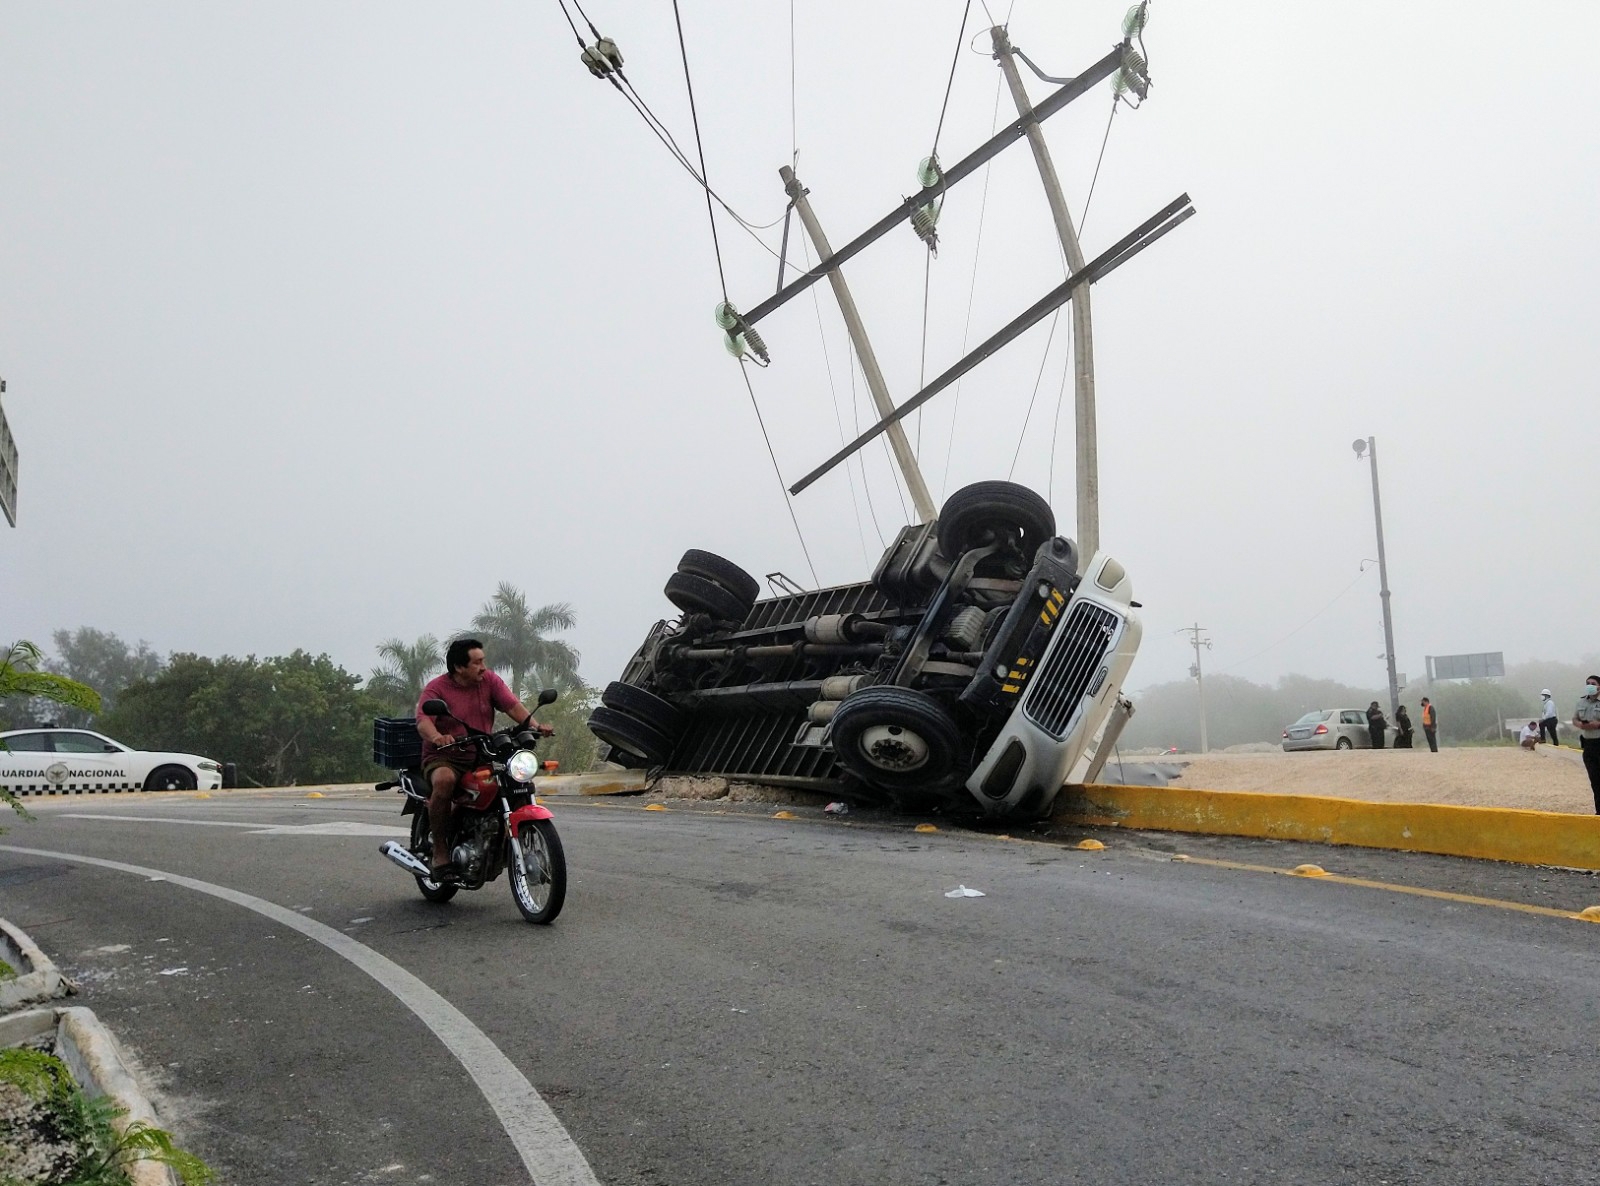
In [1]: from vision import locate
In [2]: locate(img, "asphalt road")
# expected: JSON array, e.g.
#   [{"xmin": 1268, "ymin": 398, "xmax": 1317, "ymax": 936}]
[{"xmin": 2, "ymin": 789, "xmax": 1599, "ymax": 1186}]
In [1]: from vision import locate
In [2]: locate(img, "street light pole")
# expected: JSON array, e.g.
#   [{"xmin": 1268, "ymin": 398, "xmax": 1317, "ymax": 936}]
[{"xmin": 1354, "ymin": 437, "xmax": 1400, "ymax": 716}]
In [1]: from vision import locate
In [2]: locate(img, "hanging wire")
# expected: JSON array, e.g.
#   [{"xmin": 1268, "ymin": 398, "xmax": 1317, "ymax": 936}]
[
  {"xmin": 1045, "ymin": 320, "xmax": 1073, "ymax": 506},
  {"xmin": 843, "ymin": 339, "xmax": 891, "ymax": 546},
  {"xmin": 663, "ymin": 0, "xmax": 819, "ymax": 583},
  {"xmin": 552, "ymin": 0, "xmax": 586, "ymax": 46},
  {"xmin": 1006, "ymin": 308, "xmax": 1062, "ymax": 479},
  {"xmin": 930, "ymin": 1, "xmax": 973, "ymax": 163},
  {"xmin": 800, "ymin": 235, "xmax": 878, "ymax": 560},
  {"xmin": 567, "ymin": 0, "xmax": 603, "ymax": 39},
  {"xmin": 1077, "ymin": 98, "xmax": 1119, "ymax": 236},
  {"xmin": 939, "ymin": 70, "xmax": 1005, "ymax": 498},
  {"xmin": 789, "ymin": 0, "xmax": 798, "ymax": 168},
  {"xmin": 1215, "ymin": 569, "xmax": 1376, "ymax": 675},
  {"xmin": 737, "ymin": 360, "xmax": 821, "ymax": 586},
  {"xmin": 671, "ymin": 0, "xmax": 726, "ymax": 299}
]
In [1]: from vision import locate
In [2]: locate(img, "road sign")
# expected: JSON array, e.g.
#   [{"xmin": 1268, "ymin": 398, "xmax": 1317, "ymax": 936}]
[
  {"xmin": 0, "ymin": 382, "xmax": 17, "ymax": 528},
  {"xmin": 1428, "ymin": 652, "xmax": 1504, "ymax": 681}
]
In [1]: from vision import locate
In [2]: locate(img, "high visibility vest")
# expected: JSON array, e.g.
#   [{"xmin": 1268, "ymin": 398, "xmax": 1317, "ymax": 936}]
[{"xmin": 1421, "ymin": 704, "xmax": 1435, "ymax": 727}]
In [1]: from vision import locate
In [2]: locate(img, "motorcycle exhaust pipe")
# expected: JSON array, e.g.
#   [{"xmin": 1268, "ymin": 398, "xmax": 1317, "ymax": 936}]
[{"xmin": 379, "ymin": 840, "xmax": 432, "ymax": 878}]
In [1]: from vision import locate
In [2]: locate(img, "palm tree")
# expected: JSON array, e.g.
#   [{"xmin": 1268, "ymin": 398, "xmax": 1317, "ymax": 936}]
[
  {"xmin": 368, "ymin": 635, "xmax": 442, "ymax": 713},
  {"xmin": 469, "ymin": 583, "xmax": 581, "ymax": 698}
]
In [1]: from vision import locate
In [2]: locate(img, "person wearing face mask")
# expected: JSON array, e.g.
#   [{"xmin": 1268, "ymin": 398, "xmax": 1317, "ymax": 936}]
[{"xmin": 1572, "ymin": 676, "xmax": 1600, "ymax": 814}]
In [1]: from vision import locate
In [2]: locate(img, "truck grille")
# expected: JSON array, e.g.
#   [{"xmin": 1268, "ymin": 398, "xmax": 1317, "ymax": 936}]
[{"xmin": 1021, "ymin": 602, "xmax": 1120, "ymax": 739}]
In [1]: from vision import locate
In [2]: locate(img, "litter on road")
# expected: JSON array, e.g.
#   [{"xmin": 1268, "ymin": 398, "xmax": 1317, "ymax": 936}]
[{"xmin": 944, "ymin": 885, "xmax": 986, "ymax": 898}]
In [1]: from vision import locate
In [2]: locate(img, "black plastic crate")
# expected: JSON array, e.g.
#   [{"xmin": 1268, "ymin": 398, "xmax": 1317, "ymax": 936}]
[{"xmin": 373, "ymin": 717, "xmax": 422, "ymax": 768}]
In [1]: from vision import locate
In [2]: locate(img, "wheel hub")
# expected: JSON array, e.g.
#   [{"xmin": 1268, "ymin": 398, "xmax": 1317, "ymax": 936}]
[{"xmin": 858, "ymin": 724, "xmax": 929, "ymax": 772}]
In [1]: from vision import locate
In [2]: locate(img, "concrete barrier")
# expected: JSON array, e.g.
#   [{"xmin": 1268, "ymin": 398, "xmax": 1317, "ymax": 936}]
[
  {"xmin": 0, "ymin": 917, "xmax": 73, "ymax": 1011},
  {"xmin": 1056, "ymin": 782, "xmax": 1600, "ymax": 870}
]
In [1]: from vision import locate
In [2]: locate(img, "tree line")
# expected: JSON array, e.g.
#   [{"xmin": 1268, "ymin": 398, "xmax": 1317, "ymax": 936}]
[
  {"xmin": 1118, "ymin": 656, "xmax": 1600, "ymax": 752},
  {"xmin": 0, "ymin": 583, "xmax": 600, "ymax": 786}
]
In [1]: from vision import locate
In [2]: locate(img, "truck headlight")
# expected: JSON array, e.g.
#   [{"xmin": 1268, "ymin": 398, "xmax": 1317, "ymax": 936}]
[{"xmin": 506, "ymin": 750, "xmax": 540, "ymax": 783}]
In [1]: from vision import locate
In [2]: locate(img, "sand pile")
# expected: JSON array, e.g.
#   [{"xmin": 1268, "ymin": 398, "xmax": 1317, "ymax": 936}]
[{"xmin": 1170, "ymin": 747, "xmax": 1594, "ymax": 815}]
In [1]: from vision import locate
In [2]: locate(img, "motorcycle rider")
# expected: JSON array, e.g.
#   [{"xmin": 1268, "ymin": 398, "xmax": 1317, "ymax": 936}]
[{"xmin": 415, "ymin": 638, "xmax": 551, "ymax": 879}]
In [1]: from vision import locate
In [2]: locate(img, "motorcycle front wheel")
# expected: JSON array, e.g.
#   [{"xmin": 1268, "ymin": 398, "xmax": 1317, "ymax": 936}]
[
  {"xmin": 508, "ymin": 818, "xmax": 566, "ymax": 924},
  {"xmin": 410, "ymin": 810, "xmax": 458, "ymax": 903}
]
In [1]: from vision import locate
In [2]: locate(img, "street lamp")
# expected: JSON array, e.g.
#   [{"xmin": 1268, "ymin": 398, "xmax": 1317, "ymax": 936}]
[{"xmin": 1353, "ymin": 437, "xmax": 1400, "ymax": 716}]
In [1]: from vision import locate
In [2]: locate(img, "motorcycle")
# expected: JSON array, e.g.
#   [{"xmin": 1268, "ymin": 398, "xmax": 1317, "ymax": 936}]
[{"xmin": 375, "ymin": 690, "xmax": 567, "ymax": 924}]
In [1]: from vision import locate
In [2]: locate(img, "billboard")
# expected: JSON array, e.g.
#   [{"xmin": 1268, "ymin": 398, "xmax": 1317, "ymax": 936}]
[
  {"xmin": 0, "ymin": 382, "xmax": 15, "ymax": 528},
  {"xmin": 1428, "ymin": 652, "xmax": 1504, "ymax": 681}
]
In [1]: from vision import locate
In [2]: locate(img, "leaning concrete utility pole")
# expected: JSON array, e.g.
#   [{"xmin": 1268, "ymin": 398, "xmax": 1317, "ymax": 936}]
[
  {"xmin": 991, "ymin": 24, "xmax": 1098, "ymax": 559},
  {"xmin": 1354, "ymin": 436, "xmax": 1400, "ymax": 716},
  {"xmin": 781, "ymin": 165, "xmax": 937, "ymax": 524}
]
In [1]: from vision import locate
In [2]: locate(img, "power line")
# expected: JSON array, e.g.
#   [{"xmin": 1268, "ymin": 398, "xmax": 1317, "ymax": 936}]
[
  {"xmin": 1007, "ymin": 309, "xmax": 1062, "ymax": 479},
  {"xmin": 670, "ymin": 0, "xmax": 727, "ymax": 299},
  {"xmin": 737, "ymin": 360, "xmax": 820, "ymax": 587}
]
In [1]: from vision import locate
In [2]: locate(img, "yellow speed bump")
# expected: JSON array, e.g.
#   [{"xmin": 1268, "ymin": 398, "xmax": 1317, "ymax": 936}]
[
  {"xmin": 1076, "ymin": 838, "xmax": 1105, "ymax": 851},
  {"xmin": 914, "ymin": 823, "xmax": 939, "ymax": 834},
  {"xmin": 306, "ymin": 792, "xmax": 326, "ymax": 798},
  {"xmin": 194, "ymin": 793, "xmax": 211, "ymax": 800},
  {"xmin": 1292, "ymin": 864, "xmax": 1331, "ymax": 877},
  {"xmin": 772, "ymin": 810, "xmax": 797, "ymax": 820},
  {"xmin": 1576, "ymin": 906, "xmax": 1600, "ymax": 923},
  {"xmin": 644, "ymin": 803, "xmax": 668, "ymax": 812}
]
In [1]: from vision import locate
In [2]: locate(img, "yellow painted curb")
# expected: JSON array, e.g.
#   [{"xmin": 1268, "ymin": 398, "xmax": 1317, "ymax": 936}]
[{"xmin": 1057, "ymin": 783, "xmax": 1600, "ymax": 871}]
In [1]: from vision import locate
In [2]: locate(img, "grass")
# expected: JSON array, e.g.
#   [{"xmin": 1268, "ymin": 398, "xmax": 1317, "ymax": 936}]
[{"xmin": 0, "ymin": 1047, "xmax": 213, "ymax": 1185}]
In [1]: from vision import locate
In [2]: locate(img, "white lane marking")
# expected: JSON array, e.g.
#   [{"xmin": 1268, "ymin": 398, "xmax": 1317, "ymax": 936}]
[
  {"xmin": 60, "ymin": 815, "xmax": 407, "ymax": 837},
  {"xmin": 0, "ymin": 844, "xmax": 600, "ymax": 1186}
]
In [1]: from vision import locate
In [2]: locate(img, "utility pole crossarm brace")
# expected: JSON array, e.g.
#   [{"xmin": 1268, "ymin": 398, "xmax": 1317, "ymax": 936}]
[
  {"xmin": 741, "ymin": 44, "xmax": 1128, "ymax": 329},
  {"xmin": 789, "ymin": 193, "xmax": 1194, "ymax": 497}
]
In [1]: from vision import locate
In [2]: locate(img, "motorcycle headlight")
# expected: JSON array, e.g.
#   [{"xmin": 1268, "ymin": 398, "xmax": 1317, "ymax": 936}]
[{"xmin": 506, "ymin": 750, "xmax": 541, "ymax": 784}]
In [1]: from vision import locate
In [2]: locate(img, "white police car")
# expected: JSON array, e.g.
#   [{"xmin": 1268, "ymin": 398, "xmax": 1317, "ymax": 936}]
[{"xmin": 0, "ymin": 728, "xmax": 224, "ymax": 795}]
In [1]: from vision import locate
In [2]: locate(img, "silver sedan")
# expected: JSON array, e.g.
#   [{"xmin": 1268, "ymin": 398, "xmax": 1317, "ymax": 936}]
[{"xmin": 1281, "ymin": 708, "xmax": 1388, "ymax": 751}]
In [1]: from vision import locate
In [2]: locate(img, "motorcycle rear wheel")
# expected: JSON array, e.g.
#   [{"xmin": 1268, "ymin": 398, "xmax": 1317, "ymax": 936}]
[
  {"xmin": 509, "ymin": 818, "xmax": 566, "ymax": 924},
  {"xmin": 410, "ymin": 810, "xmax": 458, "ymax": 903}
]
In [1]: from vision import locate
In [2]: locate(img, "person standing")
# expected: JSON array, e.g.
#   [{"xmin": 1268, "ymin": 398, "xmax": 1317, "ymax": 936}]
[
  {"xmin": 1394, "ymin": 704, "xmax": 1415, "ymax": 748},
  {"xmin": 1573, "ymin": 676, "xmax": 1600, "ymax": 815},
  {"xmin": 1366, "ymin": 700, "xmax": 1388, "ymax": 749},
  {"xmin": 1539, "ymin": 689, "xmax": 1561, "ymax": 746},
  {"xmin": 1420, "ymin": 697, "xmax": 1439, "ymax": 752}
]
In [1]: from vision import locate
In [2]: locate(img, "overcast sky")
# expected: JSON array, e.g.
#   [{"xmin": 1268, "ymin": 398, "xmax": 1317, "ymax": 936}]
[{"xmin": 3, "ymin": 1, "xmax": 1595, "ymax": 701}]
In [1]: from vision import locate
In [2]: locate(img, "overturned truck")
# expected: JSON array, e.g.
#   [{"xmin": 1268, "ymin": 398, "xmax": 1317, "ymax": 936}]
[{"xmin": 587, "ymin": 480, "xmax": 1140, "ymax": 818}]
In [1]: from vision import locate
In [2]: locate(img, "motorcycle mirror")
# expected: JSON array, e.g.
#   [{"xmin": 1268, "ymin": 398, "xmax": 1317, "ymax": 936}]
[
  {"xmin": 537, "ymin": 689, "xmax": 559, "ymax": 707},
  {"xmin": 421, "ymin": 698, "xmax": 450, "ymax": 717}
]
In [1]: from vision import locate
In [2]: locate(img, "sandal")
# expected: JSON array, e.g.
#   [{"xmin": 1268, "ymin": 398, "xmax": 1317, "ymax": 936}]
[{"xmin": 428, "ymin": 860, "xmax": 458, "ymax": 883}]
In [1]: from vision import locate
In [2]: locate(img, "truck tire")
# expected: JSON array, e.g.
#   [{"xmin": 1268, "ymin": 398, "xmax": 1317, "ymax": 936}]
[
  {"xmin": 678, "ymin": 549, "xmax": 761, "ymax": 604},
  {"xmin": 587, "ymin": 705, "xmax": 676, "ymax": 765},
  {"xmin": 937, "ymin": 480, "xmax": 1056, "ymax": 561},
  {"xmin": 829, "ymin": 686, "xmax": 963, "ymax": 790},
  {"xmin": 664, "ymin": 571, "xmax": 753, "ymax": 624},
  {"xmin": 601, "ymin": 681, "xmax": 688, "ymax": 737}
]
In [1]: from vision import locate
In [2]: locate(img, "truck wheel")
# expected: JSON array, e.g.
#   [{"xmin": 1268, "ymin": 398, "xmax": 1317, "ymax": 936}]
[
  {"xmin": 829, "ymin": 687, "xmax": 962, "ymax": 790},
  {"xmin": 664, "ymin": 571, "xmax": 753, "ymax": 624},
  {"xmin": 937, "ymin": 481, "xmax": 1056, "ymax": 560},
  {"xmin": 601, "ymin": 681, "xmax": 688, "ymax": 737},
  {"xmin": 588, "ymin": 705, "xmax": 676, "ymax": 765},
  {"xmin": 678, "ymin": 549, "xmax": 761, "ymax": 604}
]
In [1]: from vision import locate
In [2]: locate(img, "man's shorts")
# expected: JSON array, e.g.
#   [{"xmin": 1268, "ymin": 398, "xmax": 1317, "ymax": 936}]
[{"xmin": 421, "ymin": 754, "xmax": 477, "ymax": 785}]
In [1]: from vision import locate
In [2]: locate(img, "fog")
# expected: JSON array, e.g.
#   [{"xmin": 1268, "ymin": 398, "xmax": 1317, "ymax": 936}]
[{"xmin": 3, "ymin": 1, "xmax": 1595, "ymax": 697}]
